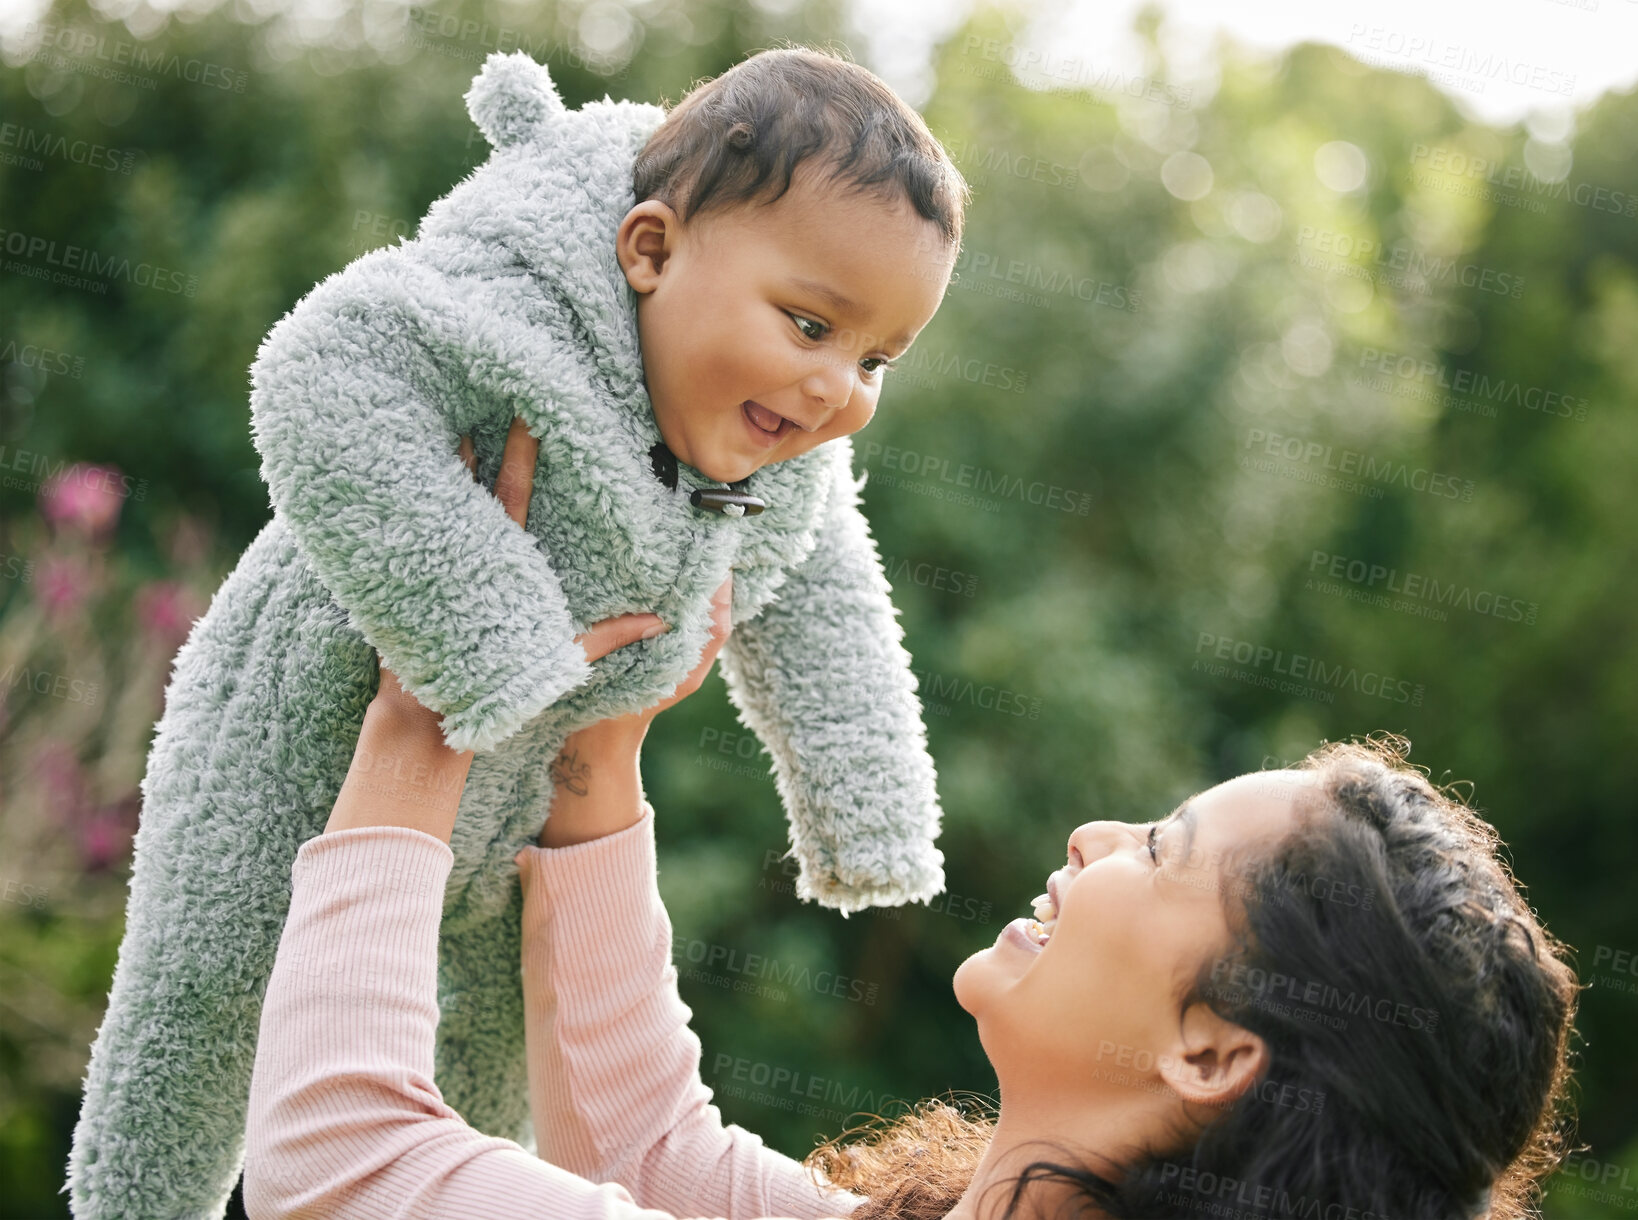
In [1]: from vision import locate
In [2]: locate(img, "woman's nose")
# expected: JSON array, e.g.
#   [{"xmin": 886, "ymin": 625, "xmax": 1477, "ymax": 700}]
[{"xmin": 1066, "ymin": 820, "xmax": 1138, "ymax": 867}]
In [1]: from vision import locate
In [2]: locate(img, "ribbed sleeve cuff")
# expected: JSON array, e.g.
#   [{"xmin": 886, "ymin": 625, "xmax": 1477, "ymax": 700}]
[
  {"xmin": 513, "ymin": 800, "xmax": 656, "ymax": 916},
  {"xmin": 513, "ymin": 800, "xmax": 666, "ymax": 1175},
  {"xmin": 250, "ymin": 827, "xmax": 460, "ymax": 1190},
  {"xmin": 295, "ymin": 825, "xmax": 455, "ymax": 898},
  {"xmin": 286, "ymin": 828, "xmax": 454, "ymax": 1018}
]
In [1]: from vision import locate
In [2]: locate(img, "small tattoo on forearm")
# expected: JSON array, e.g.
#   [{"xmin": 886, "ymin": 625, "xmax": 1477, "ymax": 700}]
[{"xmin": 550, "ymin": 748, "xmax": 591, "ymax": 797}]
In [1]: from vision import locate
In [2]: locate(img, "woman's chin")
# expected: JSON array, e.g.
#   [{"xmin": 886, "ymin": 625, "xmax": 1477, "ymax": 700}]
[
  {"xmin": 952, "ymin": 946, "xmax": 1017, "ymax": 1016},
  {"xmin": 952, "ymin": 958, "xmax": 978, "ymax": 1015}
]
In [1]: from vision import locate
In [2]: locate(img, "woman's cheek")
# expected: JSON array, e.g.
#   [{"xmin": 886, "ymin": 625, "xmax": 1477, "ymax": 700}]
[{"xmin": 1067, "ymin": 877, "xmax": 1143, "ymax": 966}]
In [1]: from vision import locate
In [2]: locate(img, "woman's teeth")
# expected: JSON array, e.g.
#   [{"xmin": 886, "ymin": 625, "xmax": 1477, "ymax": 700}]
[{"xmin": 1027, "ymin": 892, "xmax": 1058, "ymax": 945}]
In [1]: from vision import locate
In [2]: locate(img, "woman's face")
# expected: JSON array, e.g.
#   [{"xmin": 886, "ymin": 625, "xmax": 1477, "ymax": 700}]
[{"xmin": 953, "ymin": 771, "xmax": 1311, "ymax": 1116}]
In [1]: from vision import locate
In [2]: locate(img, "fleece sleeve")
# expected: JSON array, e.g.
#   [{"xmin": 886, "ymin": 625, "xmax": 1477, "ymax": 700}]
[
  {"xmin": 247, "ymin": 251, "xmax": 592, "ymax": 753},
  {"xmin": 243, "ymin": 824, "xmax": 855, "ymax": 1220},
  {"xmin": 717, "ymin": 448, "xmax": 946, "ymax": 914},
  {"xmin": 516, "ymin": 803, "xmax": 867, "ymax": 1220}
]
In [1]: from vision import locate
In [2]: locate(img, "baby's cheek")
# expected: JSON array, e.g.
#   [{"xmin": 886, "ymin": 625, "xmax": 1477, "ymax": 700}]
[{"xmin": 835, "ymin": 399, "xmax": 876, "ymax": 437}]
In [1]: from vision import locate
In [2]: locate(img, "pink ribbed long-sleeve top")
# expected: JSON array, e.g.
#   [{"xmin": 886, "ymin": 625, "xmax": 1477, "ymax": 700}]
[{"xmin": 243, "ymin": 801, "xmax": 869, "ymax": 1220}]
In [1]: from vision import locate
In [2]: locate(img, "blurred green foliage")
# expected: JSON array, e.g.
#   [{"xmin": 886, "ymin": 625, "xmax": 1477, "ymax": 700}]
[{"xmin": 2, "ymin": 0, "xmax": 1635, "ymax": 1215}]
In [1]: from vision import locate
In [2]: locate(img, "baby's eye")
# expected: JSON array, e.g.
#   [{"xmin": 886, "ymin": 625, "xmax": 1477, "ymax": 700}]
[
  {"xmin": 860, "ymin": 356, "xmax": 894, "ymax": 376},
  {"xmin": 788, "ymin": 313, "xmax": 827, "ymax": 341}
]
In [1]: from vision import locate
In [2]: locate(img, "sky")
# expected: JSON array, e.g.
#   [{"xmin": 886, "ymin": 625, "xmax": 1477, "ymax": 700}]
[
  {"xmin": 2, "ymin": 0, "xmax": 1636, "ymax": 132},
  {"xmin": 845, "ymin": 0, "xmax": 1635, "ymax": 132}
]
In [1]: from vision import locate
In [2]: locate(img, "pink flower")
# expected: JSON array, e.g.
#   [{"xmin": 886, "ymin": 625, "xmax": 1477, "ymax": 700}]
[
  {"xmin": 79, "ymin": 805, "xmax": 136, "ymax": 872},
  {"xmin": 31, "ymin": 554, "xmax": 94, "ymax": 618},
  {"xmin": 135, "ymin": 581, "xmax": 200, "ymax": 649},
  {"xmin": 39, "ymin": 462, "xmax": 127, "ymax": 542},
  {"xmin": 27, "ymin": 746, "xmax": 138, "ymax": 871},
  {"xmin": 32, "ymin": 740, "xmax": 89, "ymax": 826}
]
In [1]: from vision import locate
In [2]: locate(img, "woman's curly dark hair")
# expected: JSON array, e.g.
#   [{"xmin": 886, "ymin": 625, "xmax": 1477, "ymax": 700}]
[{"xmin": 803, "ymin": 734, "xmax": 1581, "ymax": 1220}]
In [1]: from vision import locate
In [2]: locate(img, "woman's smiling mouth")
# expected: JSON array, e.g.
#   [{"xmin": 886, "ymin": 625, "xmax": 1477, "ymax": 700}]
[
  {"xmin": 999, "ymin": 876, "xmax": 1061, "ymax": 954},
  {"xmin": 1002, "ymin": 917, "xmax": 1046, "ymax": 954}
]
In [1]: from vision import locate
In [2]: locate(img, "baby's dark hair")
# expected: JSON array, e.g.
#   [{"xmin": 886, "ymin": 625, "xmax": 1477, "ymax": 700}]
[{"xmin": 633, "ymin": 43, "xmax": 968, "ymax": 248}]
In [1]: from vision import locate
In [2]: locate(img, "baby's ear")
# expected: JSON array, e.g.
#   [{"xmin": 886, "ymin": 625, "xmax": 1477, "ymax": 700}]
[{"xmin": 464, "ymin": 51, "xmax": 564, "ymax": 150}]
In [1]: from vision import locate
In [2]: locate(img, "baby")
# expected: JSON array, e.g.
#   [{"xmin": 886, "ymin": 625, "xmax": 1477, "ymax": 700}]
[{"xmin": 67, "ymin": 45, "xmax": 967, "ymax": 1220}]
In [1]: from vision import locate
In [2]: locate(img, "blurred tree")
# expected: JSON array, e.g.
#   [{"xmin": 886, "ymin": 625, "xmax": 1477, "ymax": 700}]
[{"xmin": 1, "ymin": 0, "xmax": 1633, "ymax": 1215}]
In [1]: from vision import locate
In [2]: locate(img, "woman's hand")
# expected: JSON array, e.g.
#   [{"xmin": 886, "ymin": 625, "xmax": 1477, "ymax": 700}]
[
  {"xmin": 570, "ymin": 572, "xmax": 734, "ymax": 744},
  {"xmin": 368, "ymin": 421, "xmax": 670, "ymax": 729},
  {"xmin": 322, "ymin": 418, "xmax": 677, "ymax": 842},
  {"xmin": 537, "ymin": 573, "xmax": 733, "ymax": 849}
]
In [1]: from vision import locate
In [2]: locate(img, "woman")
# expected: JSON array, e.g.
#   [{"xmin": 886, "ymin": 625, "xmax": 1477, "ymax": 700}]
[{"xmin": 243, "ymin": 421, "xmax": 1579, "ymax": 1220}]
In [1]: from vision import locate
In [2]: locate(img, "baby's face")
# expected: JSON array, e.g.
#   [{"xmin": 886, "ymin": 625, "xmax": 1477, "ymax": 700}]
[{"xmin": 618, "ymin": 163, "xmax": 956, "ymax": 485}]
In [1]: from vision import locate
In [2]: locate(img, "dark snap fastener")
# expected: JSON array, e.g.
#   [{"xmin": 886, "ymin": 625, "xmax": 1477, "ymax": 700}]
[{"xmin": 650, "ymin": 441, "xmax": 767, "ymax": 515}]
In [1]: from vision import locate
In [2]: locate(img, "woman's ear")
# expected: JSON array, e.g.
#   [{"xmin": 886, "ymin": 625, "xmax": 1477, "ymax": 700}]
[
  {"xmin": 618, "ymin": 200, "xmax": 683, "ymax": 295},
  {"xmin": 1157, "ymin": 1002, "xmax": 1269, "ymax": 1109}
]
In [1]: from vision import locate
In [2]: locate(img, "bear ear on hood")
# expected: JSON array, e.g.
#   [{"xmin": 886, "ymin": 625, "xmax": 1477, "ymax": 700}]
[{"xmin": 464, "ymin": 51, "xmax": 565, "ymax": 149}]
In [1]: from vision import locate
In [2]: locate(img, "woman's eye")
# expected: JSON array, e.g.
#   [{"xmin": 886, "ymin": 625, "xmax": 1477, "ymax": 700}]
[
  {"xmin": 1147, "ymin": 823, "xmax": 1159, "ymax": 864},
  {"xmin": 789, "ymin": 313, "xmax": 826, "ymax": 341}
]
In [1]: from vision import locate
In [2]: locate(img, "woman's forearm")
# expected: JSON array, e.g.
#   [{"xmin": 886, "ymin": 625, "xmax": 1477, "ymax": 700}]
[
  {"xmin": 539, "ymin": 721, "xmax": 650, "ymax": 848},
  {"xmin": 323, "ymin": 699, "xmax": 475, "ymax": 843},
  {"xmin": 516, "ymin": 807, "xmax": 868, "ymax": 1219},
  {"xmin": 320, "ymin": 691, "xmax": 654, "ymax": 849}
]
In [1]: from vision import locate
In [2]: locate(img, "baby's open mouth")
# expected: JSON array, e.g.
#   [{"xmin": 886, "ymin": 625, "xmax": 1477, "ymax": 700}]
[{"xmin": 743, "ymin": 400, "xmax": 792, "ymax": 437}]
